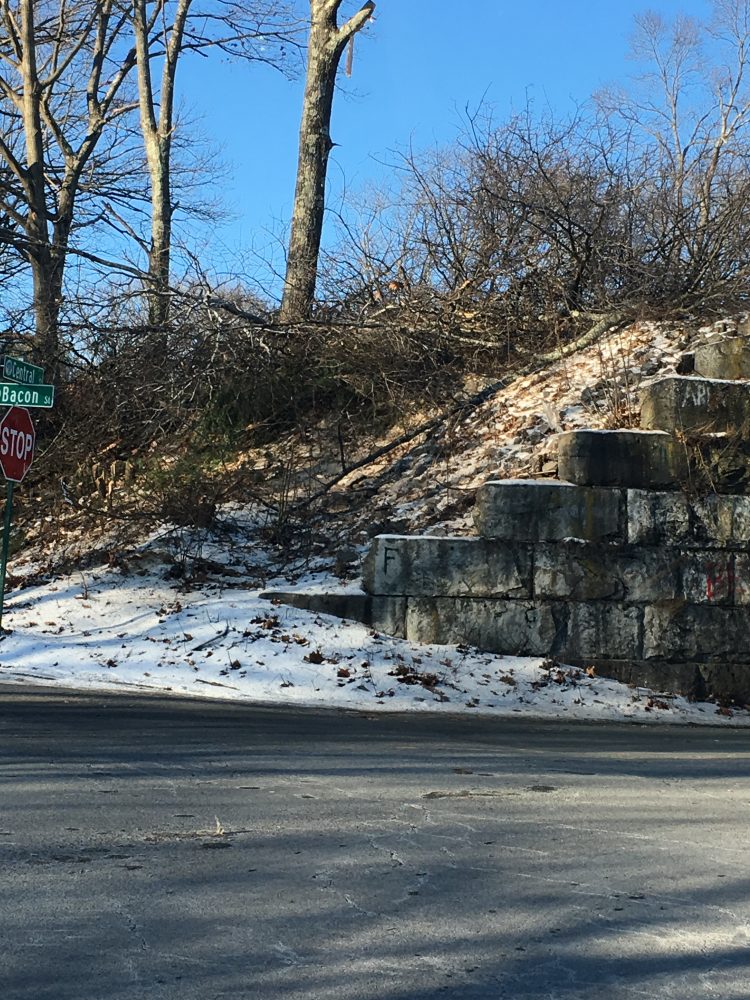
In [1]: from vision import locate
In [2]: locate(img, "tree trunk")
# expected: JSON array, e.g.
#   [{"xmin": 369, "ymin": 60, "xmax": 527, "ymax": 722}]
[
  {"xmin": 279, "ymin": 1, "xmax": 374, "ymax": 324},
  {"xmin": 133, "ymin": 0, "xmax": 191, "ymax": 331},
  {"xmin": 19, "ymin": 0, "xmax": 59, "ymax": 361},
  {"xmin": 146, "ymin": 141, "xmax": 173, "ymax": 329},
  {"xmin": 29, "ymin": 253, "xmax": 57, "ymax": 363}
]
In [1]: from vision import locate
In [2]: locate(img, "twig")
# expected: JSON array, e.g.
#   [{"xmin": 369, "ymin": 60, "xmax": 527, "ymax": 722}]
[
  {"xmin": 293, "ymin": 310, "xmax": 630, "ymax": 509},
  {"xmin": 191, "ymin": 623, "xmax": 230, "ymax": 652}
]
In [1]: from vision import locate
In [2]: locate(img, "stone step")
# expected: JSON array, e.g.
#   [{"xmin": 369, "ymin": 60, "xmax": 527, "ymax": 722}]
[
  {"xmin": 404, "ymin": 596, "xmax": 639, "ymax": 659},
  {"xmin": 402, "ymin": 596, "xmax": 750, "ymax": 703},
  {"xmin": 362, "ymin": 535, "xmax": 532, "ymax": 599},
  {"xmin": 403, "ymin": 596, "xmax": 750, "ymax": 666},
  {"xmin": 475, "ymin": 482, "xmax": 750, "ymax": 548},
  {"xmin": 556, "ymin": 429, "xmax": 685, "ymax": 488},
  {"xmin": 473, "ymin": 479, "xmax": 625, "ymax": 542},
  {"xmin": 627, "ymin": 490, "xmax": 750, "ymax": 548},
  {"xmin": 694, "ymin": 336, "xmax": 750, "ymax": 380},
  {"xmin": 363, "ymin": 533, "xmax": 746, "ymax": 605},
  {"xmin": 260, "ymin": 588, "xmax": 750, "ymax": 701},
  {"xmin": 641, "ymin": 375, "xmax": 750, "ymax": 434},
  {"xmin": 259, "ymin": 589, "xmax": 407, "ymax": 637}
]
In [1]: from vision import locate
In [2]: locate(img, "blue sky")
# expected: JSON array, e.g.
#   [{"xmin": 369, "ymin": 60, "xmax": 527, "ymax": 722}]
[{"xmin": 177, "ymin": 0, "xmax": 712, "ymax": 292}]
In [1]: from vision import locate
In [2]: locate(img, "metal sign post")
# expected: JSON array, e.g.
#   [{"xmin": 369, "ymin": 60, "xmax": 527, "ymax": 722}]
[
  {"xmin": 0, "ymin": 356, "xmax": 53, "ymax": 629},
  {"xmin": 0, "ymin": 481, "xmax": 14, "ymax": 628}
]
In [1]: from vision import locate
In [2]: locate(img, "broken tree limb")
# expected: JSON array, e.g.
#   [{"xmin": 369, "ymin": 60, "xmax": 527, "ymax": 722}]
[{"xmin": 292, "ymin": 309, "xmax": 632, "ymax": 509}]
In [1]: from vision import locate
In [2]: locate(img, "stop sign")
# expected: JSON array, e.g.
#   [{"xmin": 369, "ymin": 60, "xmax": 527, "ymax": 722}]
[{"xmin": 0, "ymin": 406, "xmax": 35, "ymax": 482}]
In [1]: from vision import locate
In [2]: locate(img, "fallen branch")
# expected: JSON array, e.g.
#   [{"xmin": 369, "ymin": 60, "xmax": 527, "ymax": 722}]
[{"xmin": 293, "ymin": 310, "xmax": 631, "ymax": 509}]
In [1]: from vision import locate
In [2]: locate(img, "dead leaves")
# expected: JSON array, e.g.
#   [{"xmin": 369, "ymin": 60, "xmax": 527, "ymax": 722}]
[
  {"xmin": 388, "ymin": 662, "xmax": 439, "ymax": 690},
  {"xmin": 644, "ymin": 697, "xmax": 671, "ymax": 712},
  {"xmin": 247, "ymin": 615, "xmax": 309, "ymax": 650},
  {"xmin": 534, "ymin": 660, "xmax": 584, "ymax": 691}
]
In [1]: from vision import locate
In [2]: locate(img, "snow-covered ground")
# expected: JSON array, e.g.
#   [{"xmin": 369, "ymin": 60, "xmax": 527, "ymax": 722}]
[{"xmin": 0, "ymin": 538, "xmax": 746, "ymax": 727}]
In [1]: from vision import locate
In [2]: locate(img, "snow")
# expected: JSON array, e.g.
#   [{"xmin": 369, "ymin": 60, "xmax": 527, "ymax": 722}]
[
  {"xmin": 0, "ymin": 548, "xmax": 746, "ymax": 727},
  {"xmin": 667, "ymin": 374, "xmax": 750, "ymax": 386},
  {"xmin": 564, "ymin": 428, "xmax": 672, "ymax": 435},
  {"xmin": 337, "ymin": 317, "xmax": 690, "ymax": 539},
  {"xmin": 484, "ymin": 478, "xmax": 576, "ymax": 487}
]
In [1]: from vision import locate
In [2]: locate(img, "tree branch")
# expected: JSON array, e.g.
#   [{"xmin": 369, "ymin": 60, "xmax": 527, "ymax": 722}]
[
  {"xmin": 293, "ymin": 310, "xmax": 631, "ymax": 509},
  {"xmin": 336, "ymin": 0, "xmax": 374, "ymax": 48}
]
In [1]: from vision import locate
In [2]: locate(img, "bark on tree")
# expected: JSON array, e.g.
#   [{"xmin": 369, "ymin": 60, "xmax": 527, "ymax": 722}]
[
  {"xmin": 0, "ymin": 0, "xmax": 137, "ymax": 366},
  {"xmin": 279, "ymin": 0, "xmax": 374, "ymax": 324},
  {"xmin": 133, "ymin": 0, "xmax": 191, "ymax": 330},
  {"xmin": 18, "ymin": 0, "xmax": 54, "ymax": 359}
]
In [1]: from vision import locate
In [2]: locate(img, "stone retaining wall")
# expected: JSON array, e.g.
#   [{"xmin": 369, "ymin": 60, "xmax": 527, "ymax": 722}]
[
  {"xmin": 265, "ymin": 327, "xmax": 750, "ymax": 706},
  {"xmin": 359, "ymin": 497, "xmax": 750, "ymax": 703},
  {"xmin": 357, "ymin": 331, "xmax": 750, "ymax": 704}
]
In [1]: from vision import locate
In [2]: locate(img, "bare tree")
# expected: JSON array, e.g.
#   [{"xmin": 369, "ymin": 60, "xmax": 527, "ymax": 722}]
[
  {"xmin": 132, "ymin": 0, "xmax": 191, "ymax": 329},
  {"xmin": 319, "ymin": 0, "xmax": 750, "ymax": 349},
  {"xmin": 597, "ymin": 0, "xmax": 750, "ymax": 300},
  {"xmin": 0, "ymin": 0, "xmax": 140, "ymax": 364},
  {"xmin": 132, "ymin": 0, "xmax": 301, "ymax": 329},
  {"xmin": 279, "ymin": 0, "xmax": 374, "ymax": 324}
]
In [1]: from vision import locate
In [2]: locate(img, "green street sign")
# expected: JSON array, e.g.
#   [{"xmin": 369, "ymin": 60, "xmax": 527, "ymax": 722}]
[
  {"xmin": 3, "ymin": 356, "xmax": 44, "ymax": 386},
  {"xmin": 0, "ymin": 382, "xmax": 54, "ymax": 408}
]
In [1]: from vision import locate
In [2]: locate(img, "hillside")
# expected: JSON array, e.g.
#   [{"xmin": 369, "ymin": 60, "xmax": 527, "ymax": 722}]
[{"xmin": 0, "ymin": 313, "xmax": 747, "ymax": 726}]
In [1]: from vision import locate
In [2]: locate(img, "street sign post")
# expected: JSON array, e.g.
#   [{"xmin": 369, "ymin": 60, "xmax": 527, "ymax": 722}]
[
  {"xmin": 0, "ymin": 483, "xmax": 11, "ymax": 628},
  {"xmin": 0, "ymin": 382, "xmax": 54, "ymax": 408},
  {"xmin": 0, "ymin": 406, "xmax": 37, "ymax": 628},
  {"xmin": 3, "ymin": 356, "xmax": 44, "ymax": 386},
  {"xmin": 0, "ymin": 355, "xmax": 54, "ymax": 627}
]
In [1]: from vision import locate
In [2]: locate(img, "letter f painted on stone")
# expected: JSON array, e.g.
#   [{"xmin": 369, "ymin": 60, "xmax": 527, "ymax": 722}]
[{"xmin": 383, "ymin": 547, "xmax": 398, "ymax": 575}]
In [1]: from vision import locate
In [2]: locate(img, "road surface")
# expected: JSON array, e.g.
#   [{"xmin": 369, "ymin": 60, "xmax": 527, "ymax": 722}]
[{"xmin": 1, "ymin": 686, "xmax": 749, "ymax": 999}]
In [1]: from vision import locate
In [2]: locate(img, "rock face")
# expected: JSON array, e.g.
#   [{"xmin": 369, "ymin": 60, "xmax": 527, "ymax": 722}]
[
  {"xmin": 405, "ymin": 598, "xmax": 562, "ymax": 656},
  {"xmin": 625, "ymin": 490, "xmax": 750, "ymax": 548},
  {"xmin": 365, "ymin": 533, "xmax": 739, "ymax": 606},
  {"xmin": 267, "ymin": 331, "xmax": 750, "ymax": 705},
  {"xmin": 362, "ymin": 535, "xmax": 531, "ymax": 598}
]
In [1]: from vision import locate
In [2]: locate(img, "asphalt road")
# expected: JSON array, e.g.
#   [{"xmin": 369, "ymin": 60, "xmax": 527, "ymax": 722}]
[{"xmin": 1, "ymin": 686, "xmax": 749, "ymax": 1000}]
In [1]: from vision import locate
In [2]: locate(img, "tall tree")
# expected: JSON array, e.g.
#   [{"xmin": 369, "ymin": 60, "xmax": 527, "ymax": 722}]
[
  {"xmin": 0, "ymin": 0, "xmax": 138, "ymax": 363},
  {"xmin": 132, "ymin": 0, "xmax": 191, "ymax": 329},
  {"xmin": 597, "ymin": 0, "xmax": 750, "ymax": 297},
  {"xmin": 279, "ymin": 0, "xmax": 374, "ymax": 324},
  {"xmin": 132, "ymin": 0, "xmax": 299, "ymax": 328}
]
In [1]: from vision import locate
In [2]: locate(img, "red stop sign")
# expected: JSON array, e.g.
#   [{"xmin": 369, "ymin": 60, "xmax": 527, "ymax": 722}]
[{"xmin": 0, "ymin": 406, "xmax": 35, "ymax": 482}]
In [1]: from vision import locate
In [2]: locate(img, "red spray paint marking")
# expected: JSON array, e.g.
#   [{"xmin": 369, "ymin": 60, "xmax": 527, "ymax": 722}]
[{"xmin": 706, "ymin": 563, "xmax": 735, "ymax": 601}]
